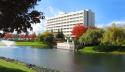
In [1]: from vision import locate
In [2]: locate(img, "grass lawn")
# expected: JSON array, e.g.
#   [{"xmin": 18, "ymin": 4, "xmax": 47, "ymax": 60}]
[
  {"xmin": 16, "ymin": 42, "xmax": 48, "ymax": 47},
  {"xmin": 79, "ymin": 46, "xmax": 96, "ymax": 53},
  {"xmin": 0, "ymin": 59, "xmax": 36, "ymax": 72},
  {"xmin": 79, "ymin": 46, "xmax": 125, "ymax": 54}
]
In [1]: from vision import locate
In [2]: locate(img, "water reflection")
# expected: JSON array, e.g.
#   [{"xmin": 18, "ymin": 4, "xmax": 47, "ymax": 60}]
[
  {"xmin": 73, "ymin": 52, "xmax": 125, "ymax": 72},
  {"xmin": 0, "ymin": 46, "xmax": 125, "ymax": 72}
]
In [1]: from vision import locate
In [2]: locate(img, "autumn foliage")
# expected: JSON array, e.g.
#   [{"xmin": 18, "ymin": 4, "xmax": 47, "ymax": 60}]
[
  {"xmin": 71, "ymin": 23, "xmax": 87, "ymax": 38},
  {"xmin": 3, "ymin": 33, "xmax": 37, "ymax": 41}
]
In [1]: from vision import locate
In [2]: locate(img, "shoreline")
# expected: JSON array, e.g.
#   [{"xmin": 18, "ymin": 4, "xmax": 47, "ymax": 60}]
[
  {"xmin": 0, "ymin": 57, "xmax": 60, "ymax": 72},
  {"xmin": 0, "ymin": 45, "xmax": 50, "ymax": 48},
  {"xmin": 79, "ymin": 51, "xmax": 125, "ymax": 55},
  {"xmin": 79, "ymin": 46, "xmax": 125, "ymax": 55}
]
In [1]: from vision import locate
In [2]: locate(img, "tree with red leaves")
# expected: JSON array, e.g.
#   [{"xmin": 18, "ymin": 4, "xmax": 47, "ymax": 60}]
[{"xmin": 71, "ymin": 23, "xmax": 87, "ymax": 39}]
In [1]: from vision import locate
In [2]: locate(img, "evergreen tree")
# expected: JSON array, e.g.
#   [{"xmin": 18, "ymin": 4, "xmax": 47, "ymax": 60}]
[{"xmin": 56, "ymin": 29, "xmax": 64, "ymax": 39}]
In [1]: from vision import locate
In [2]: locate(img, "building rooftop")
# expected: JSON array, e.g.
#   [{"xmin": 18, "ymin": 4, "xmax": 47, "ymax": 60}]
[{"xmin": 47, "ymin": 9, "xmax": 92, "ymax": 20}]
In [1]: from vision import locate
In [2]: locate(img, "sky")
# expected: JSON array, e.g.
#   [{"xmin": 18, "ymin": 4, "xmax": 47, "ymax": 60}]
[{"xmin": 33, "ymin": 0, "xmax": 125, "ymax": 34}]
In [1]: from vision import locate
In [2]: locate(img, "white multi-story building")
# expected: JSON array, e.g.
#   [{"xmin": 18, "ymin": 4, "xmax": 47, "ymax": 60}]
[{"xmin": 46, "ymin": 9, "xmax": 95, "ymax": 37}]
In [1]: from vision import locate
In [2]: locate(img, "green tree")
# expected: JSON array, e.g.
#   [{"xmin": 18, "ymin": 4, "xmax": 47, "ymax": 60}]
[
  {"xmin": 38, "ymin": 31, "xmax": 53, "ymax": 42},
  {"xmin": 101, "ymin": 24, "xmax": 125, "ymax": 46},
  {"xmin": 56, "ymin": 29, "xmax": 65, "ymax": 40},
  {"xmin": 79, "ymin": 28, "xmax": 104, "ymax": 45},
  {"xmin": 0, "ymin": 0, "xmax": 44, "ymax": 34}
]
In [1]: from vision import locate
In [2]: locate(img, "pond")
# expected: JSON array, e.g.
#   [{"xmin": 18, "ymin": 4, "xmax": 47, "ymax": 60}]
[{"xmin": 0, "ymin": 46, "xmax": 125, "ymax": 72}]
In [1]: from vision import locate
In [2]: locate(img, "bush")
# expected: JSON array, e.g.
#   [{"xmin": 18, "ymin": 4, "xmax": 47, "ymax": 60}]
[
  {"xmin": 94, "ymin": 45, "xmax": 125, "ymax": 52},
  {"xmin": 117, "ymin": 46, "xmax": 125, "ymax": 52},
  {"xmin": 93, "ymin": 45, "xmax": 120, "ymax": 52},
  {"xmin": 55, "ymin": 29, "xmax": 65, "ymax": 41},
  {"xmin": 37, "ymin": 31, "xmax": 54, "ymax": 42}
]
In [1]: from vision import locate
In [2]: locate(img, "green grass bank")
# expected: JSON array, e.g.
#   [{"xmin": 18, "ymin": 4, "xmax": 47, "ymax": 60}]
[
  {"xmin": 0, "ymin": 59, "xmax": 36, "ymax": 72},
  {"xmin": 15, "ymin": 42, "xmax": 49, "ymax": 48},
  {"xmin": 79, "ymin": 46, "xmax": 125, "ymax": 55}
]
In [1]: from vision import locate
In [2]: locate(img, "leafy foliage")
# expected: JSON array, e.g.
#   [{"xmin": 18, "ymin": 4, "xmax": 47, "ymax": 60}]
[
  {"xmin": 93, "ymin": 24, "xmax": 125, "ymax": 52},
  {"xmin": 0, "ymin": 0, "xmax": 44, "ymax": 34},
  {"xmin": 79, "ymin": 23, "xmax": 125, "ymax": 52},
  {"xmin": 56, "ymin": 29, "xmax": 65, "ymax": 40},
  {"xmin": 37, "ymin": 31, "xmax": 54, "ymax": 47},
  {"xmin": 38, "ymin": 31, "xmax": 54, "ymax": 42},
  {"xmin": 94, "ymin": 45, "xmax": 125, "ymax": 52},
  {"xmin": 71, "ymin": 23, "xmax": 87, "ymax": 38},
  {"xmin": 1, "ymin": 32, "xmax": 37, "ymax": 41},
  {"xmin": 101, "ymin": 24, "xmax": 125, "ymax": 45},
  {"xmin": 44, "ymin": 35, "xmax": 54, "ymax": 44},
  {"xmin": 79, "ymin": 28, "xmax": 104, "ymax": 45},
  {"xmin": 3, "ymin": 33, "xmax": 13, "ymax": 39},
  {"xmin": 94, "ymin": 45, "xmax": 118, "ymax": 52}
]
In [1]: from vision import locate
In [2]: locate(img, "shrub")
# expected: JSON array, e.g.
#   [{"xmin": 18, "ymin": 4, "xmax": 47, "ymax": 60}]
[
  {"xmin": 117, "ymin": 46, "xmax": 125, "ymax": 52},
  {"xmin": 94, "ymin": 45, "xmax": 125, "ymax": 52}
]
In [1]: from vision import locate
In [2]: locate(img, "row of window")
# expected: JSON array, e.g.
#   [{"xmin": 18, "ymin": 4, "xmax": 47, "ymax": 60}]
[
  {"xmin": 47, "ymin": 16, "xmax": 83, "ymax": 23},
  {"xmin": 48, "ymin": 12, "xmax": 84, "ymax": 21},
  {"xmin": 47, "ymin": 30, "xmax": 71, "ymax": 33},
  {"xmin": 46, "ymin": 24, "xmax": 76, "ymax": 29},
  {"xmin": 47, "ymin": 27, "xmax": 73, "ymax": 30},
  {"xmin": 47, "ymin": 19, "xmax": 83, "ymax": 26}
]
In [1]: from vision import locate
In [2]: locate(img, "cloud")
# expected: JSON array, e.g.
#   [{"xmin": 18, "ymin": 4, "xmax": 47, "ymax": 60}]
[
  {"xmin": 31, "ymin": 6, "xmax": 64, "ymax": 35},
  {"xmin": 96, "ymin": 20, "xmax": 125, "ymax": 28},
  {"xmin": 45, "ymin": 6, "xmax": 65, "ymax": 18},
  {"xmin": 96, "ymin": 24, "xmax": 104, "ymax": 28},
  {"xmin": 31, "ymin": 20, "xmax": 46, "ymax": 35}
]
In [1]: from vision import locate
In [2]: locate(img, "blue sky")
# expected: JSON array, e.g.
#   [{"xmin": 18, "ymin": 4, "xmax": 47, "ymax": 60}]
[{"xmin": 33, "ymin": 0, "xmax": 125, "ymax": 33}]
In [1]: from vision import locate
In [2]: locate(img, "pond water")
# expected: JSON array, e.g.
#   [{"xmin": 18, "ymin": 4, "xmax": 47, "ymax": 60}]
[{"xmin": 0, "ymin": 46, "xmax": 125, "ymax": 72}]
